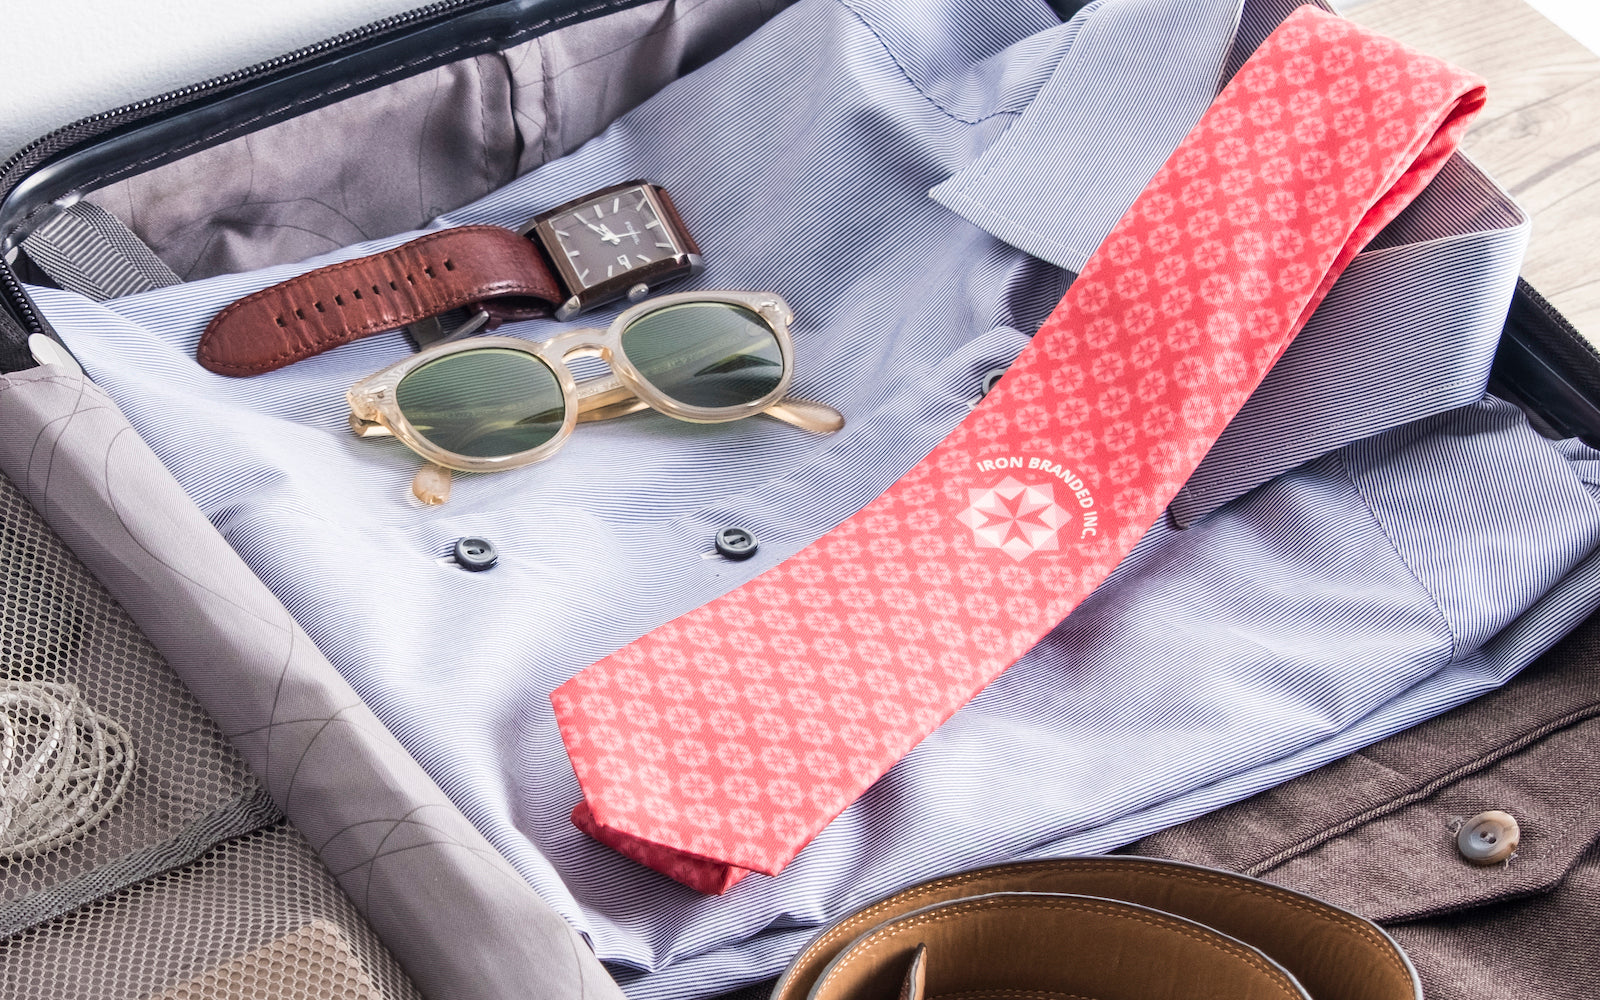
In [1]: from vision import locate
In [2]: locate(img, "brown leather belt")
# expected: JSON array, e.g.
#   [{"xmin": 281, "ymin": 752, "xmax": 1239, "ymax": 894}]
[{"xmin": 772, "ymin": 857, "xmax": 1420, "ymax": 1000}]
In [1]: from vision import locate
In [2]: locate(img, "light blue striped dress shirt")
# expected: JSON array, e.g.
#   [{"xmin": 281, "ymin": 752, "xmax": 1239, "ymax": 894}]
[{"xmin": 27, "ymin": 0, "xmax": 1599, "ymax": 996}]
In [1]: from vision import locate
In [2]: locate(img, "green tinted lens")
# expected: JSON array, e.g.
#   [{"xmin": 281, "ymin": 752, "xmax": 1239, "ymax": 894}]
[
  {"xmin": 619, "ymin": 302, "xmax": 784, "ymax": 408},
  {"xmin": 395, "ymin": 348, "xmax": 565, "ymax": 458}
]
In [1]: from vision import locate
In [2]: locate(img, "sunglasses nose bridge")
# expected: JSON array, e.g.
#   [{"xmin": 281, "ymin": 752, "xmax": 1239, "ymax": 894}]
[
  {"xmin": 540, "ymin": 326, "xmax": 608, "ymax": 356},
  {"xmin": 559, "ymin": 343, "xmax": 611, "ymax": 363}
]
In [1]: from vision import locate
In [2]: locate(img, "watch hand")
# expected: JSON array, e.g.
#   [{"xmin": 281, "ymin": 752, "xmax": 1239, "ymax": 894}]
[{"xmin": 598, "ymin": 224, "xmax": 623, "ymax": 245}]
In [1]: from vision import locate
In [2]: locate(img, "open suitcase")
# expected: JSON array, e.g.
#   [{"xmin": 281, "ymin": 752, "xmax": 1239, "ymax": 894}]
[{"xmin": 2, "ymin": 0, "xmax": 1598, "ymax": 997}]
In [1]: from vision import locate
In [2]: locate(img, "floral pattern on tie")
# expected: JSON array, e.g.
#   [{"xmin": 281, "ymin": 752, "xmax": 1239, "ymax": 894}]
[{"xmin": 553, "ymin": 5, "xmax": 1485, "ymax": 893}]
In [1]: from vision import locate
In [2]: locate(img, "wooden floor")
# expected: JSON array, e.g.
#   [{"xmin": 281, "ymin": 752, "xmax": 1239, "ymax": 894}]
[{"xmin": 1343, "ymin": 0, "xmax": 1600, "ymax": 342}]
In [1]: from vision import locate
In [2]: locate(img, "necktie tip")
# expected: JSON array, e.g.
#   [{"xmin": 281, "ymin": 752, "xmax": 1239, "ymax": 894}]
[{"xmin": 572, "ymin": 801, "xmax": 757, "ymax": 894}]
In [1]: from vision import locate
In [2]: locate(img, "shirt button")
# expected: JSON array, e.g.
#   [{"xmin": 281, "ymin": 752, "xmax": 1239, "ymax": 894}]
[
  {"xmin": 453, "ymin": 536, "xmax": 499, "ymax": 571},
  {"xmin": 1457, "ymin": 810, "xmax": 1519, "ymax": 865},
  {"xmin": 980, "ymin": 367, "xmax": 1008, "ymax": 397},
  {"xmin": 715, "ymin": 527, "xmax": 758, "ymax": 561}
]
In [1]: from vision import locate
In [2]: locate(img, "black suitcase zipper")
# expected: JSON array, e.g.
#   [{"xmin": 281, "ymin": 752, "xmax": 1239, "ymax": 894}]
[
  {"xmin": 0, "ymin": 0, "xmax": 664, "ymax": 349},
  {"xmin": 0, "ymin": 0, "xmax": 499, "ymax": 342}
]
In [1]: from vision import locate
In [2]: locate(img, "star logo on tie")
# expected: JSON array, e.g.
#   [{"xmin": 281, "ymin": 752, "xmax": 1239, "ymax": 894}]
[{"xmin": 957, "ymin": 476, "xmax": 1071, "ymax": 561}]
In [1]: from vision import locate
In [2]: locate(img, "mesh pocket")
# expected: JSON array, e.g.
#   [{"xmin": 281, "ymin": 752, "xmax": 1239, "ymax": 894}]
[
  {"xmin": 0, "ymin": 473, "xmax": 269, "ymax": 930},
  {"xmin": 0, "ymin": 823, "xmax": 421, "ymax": 1000},
  {"xmin": 0, "ymin": 472, "xmax": 421, "ymax": 999}
]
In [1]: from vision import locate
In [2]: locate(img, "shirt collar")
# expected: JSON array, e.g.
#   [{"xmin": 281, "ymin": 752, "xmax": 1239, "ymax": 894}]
[{"xmin": 930, "ymin": 0, "xmax": 1244, "ymax": 272}]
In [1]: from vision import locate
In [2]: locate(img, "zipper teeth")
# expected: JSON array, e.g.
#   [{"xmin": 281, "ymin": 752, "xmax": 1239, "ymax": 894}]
[
  {"xmin": 0, "ymin": 0, "xmax": 487, "ymax": 336},
  {"xmin": 0, "ymin": 0, "xmax": 474, "ymax": 182},
  {"xmin": 2, "ymin": 263, "xmax": 39, "ymax": 335}
]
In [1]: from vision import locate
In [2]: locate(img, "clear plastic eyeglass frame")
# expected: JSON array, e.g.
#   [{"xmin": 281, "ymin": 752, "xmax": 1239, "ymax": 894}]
[{"xmin": 347, "ymin": 290, "xmax": 844, "ymax": 502}]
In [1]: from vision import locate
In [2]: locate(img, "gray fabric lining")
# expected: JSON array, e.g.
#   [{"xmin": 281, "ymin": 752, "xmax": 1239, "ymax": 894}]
[
  {"xmin": 0, "ymin": 366, "xmax": 625, "ymax": 1000},
  {"xmin": 507, "ymin": 0, "xmax": 792, "ymax": 175},
  {"xmin": 84, "ymin": 55, "xmax": 519, "ymax": 282},
  {"xmin": 81, "ymin": 0, "xmax": 791, "ymax": 281}
]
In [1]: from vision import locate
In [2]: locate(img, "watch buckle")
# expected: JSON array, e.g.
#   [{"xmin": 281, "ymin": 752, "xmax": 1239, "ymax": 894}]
[
  {"xmin": 553, "ymin": 295, "xmax": 586, "ymax": 322},
  {"xmin": 405, "ymin": 308, "xmax": 492, "ymax": 350}
]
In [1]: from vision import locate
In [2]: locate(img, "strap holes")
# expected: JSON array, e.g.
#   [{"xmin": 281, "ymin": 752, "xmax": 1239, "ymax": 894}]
[
  {"xmin": 334, "ymin": 294, "xmax": 345, "ymax": 306},
  {"xmin": 314, "ymin": 301, "xmax": 325, "ymax": 313},
  {"xmin": 443, "ymin": 259, "xmax": 455, "ymax": 271},
  {"xmin": 423, "ymin": 266, "xmax": 434, "ymax": 278},
  {"xmin": 353, "ymin": 288, "xmax": 363, "ymax": 300},
  {"xmin": 405, "ymin": 273, "xmax": 416, "ymax": 284},
  {"xmin": 275, "ymin": 316, "xmax": 286, "ymax": 327},
  {"xmin": 389, "ymin": 280, "xmax": 398, "ymax": 290},
  {"xmin": 294, "ymin": 308, "xmax": 305, "ymax": 320}
]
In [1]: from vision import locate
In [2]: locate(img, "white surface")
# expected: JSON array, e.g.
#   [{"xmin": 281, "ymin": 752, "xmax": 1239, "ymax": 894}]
[
  {"xmin": 0, "ymin": 0, "xmax": 423, "ymax": 158},
  {"xmin": 1527, "ymin": 1, "xmax": 1600, "ymax": 57},
  {"xmin": 1, "ymin": 1, "xmax": 1597, "ymax": 160}
]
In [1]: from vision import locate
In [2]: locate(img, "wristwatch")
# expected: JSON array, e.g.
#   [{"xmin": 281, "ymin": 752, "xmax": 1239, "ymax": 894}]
[
  {"xmin": 523, "ymin": 180, "xmax": 701, "ymax": 321},
  {"xmin": 196, "ymin": 180, "xmax": 700, "ymax": 377}
]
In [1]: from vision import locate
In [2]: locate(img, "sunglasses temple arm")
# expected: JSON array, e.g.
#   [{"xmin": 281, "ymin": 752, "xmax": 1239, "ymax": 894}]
[
  {"xmin": 577, "ymin": 397, "xmax": 653, "ymax": 423},
  {"xmin": 763, "ymin": 398, "xmax": 845, "ymax": 434},
  {"xmin": 574, "ymin": 377, "xmax": 649, "ymax": 424},
  {"xmin": 576, "ymin": 390, "xmax": 843, "ymax": 434},
  {"xmin": 350, "ymin": 412, "xmax": 394, "ymax": 437}
]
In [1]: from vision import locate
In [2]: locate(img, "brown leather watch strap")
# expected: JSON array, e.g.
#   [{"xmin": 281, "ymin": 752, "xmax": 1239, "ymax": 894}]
[{"xmin": 197, "ymin": 225, "xmax": 562, "ymax": 376}]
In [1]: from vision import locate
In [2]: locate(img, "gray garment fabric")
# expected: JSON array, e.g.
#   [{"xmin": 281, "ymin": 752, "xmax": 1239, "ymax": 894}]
[
  {"xmin": 80, "ymin": 0, "xmax": 791, "ymax": 282},
  {"xmin": 1128, "ymin": 609, "xmax": 1600, "ymax": 1000},
  {"xmin": 0, "ymin": 364, "xmax": 624, "ymax": 1000}
]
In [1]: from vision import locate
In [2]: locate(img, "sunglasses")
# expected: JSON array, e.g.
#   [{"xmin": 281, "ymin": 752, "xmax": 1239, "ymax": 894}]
[{"xmin": 347, "ymin": 290, "xmax": 844, "ymax": 503}]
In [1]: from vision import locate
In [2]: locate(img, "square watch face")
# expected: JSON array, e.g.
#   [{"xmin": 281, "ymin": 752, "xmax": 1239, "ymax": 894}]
[{"xmin": 541, "ymin": 184, "xmax": 690, "ymax": 292}]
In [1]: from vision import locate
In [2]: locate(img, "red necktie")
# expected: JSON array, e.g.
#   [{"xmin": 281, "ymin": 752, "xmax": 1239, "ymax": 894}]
[{"xmin": 553, "ymin": 6, "xmax": 1486, "ymax": 894}]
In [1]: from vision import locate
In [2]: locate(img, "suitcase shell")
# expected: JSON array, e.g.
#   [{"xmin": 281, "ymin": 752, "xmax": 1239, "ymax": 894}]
[{"xmin": 1, "ymin": 2, "xmax": 1596, "ymax": 998}]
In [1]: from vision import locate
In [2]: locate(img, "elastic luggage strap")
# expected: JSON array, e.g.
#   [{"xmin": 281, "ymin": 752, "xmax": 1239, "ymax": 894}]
[{"xmin": 20, "ymin": 201, "xmax": 179, "ymax": 301}]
